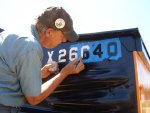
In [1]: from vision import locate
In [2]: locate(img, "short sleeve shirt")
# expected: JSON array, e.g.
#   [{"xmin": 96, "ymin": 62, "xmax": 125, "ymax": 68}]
[{"xmin": 0, "ymin": 25, "xmax": 43, "ymax": 107}]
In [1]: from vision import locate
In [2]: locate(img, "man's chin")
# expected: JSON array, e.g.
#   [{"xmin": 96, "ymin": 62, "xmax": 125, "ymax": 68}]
[{"xmin": 43, "ymin": 44, "xmax": 57, "ymax": 49}]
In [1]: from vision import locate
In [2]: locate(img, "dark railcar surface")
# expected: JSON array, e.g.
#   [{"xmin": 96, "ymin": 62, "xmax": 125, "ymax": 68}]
[{"xmin": 20, "ymin": 28, "xmax": 150, "ymax": 113}]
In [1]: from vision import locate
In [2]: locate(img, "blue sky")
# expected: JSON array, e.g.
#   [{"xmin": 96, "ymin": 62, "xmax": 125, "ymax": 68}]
[{"xmin": 0, "ymin": 0, "xmax": 150, "ymax": 52}]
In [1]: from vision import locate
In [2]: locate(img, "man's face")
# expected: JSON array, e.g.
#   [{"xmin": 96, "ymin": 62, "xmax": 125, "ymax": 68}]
[{"xmin": 43, "ymin": 29, "xmax": 67, "ymax": 48}]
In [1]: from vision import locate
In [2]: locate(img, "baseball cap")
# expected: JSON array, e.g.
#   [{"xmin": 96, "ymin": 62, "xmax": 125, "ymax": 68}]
[{"xmin": 37, "ymin": 6, "xmax": 79, "ymax": 42}]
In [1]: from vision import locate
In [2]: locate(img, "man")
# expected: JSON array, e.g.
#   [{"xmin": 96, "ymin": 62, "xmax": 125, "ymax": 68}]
[{"xmin": 0, "ymin": 6, "xmax": 84, "ymax": 113}]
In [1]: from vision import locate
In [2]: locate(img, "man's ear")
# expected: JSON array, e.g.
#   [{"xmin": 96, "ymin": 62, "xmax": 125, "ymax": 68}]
[{"xmin": 45, "ymin": 28, "xmax": 53, "ymax": 38}]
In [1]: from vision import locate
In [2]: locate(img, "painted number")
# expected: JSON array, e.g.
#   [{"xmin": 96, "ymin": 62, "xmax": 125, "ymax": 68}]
[
  {"xmin": 93, "ymin": 44, "xmax": 103, "ymax": 57},
  {"xmin": 69, "ymin": 47, "xmax": 78, "ymax": 61},
  {"xmin": 58, "ymin": 49, "xmax": 66, "ymax": 62},
  {"xmin": 48, "ymin": 38, "xmax": 121, "ymax": 63},
  {"xmin": 107, "ymin": 42, "xmax": 117, "ymax": 57},
  {"xmin": 81, "ymin": 45, "xmax": 90, "ymax": 59}
]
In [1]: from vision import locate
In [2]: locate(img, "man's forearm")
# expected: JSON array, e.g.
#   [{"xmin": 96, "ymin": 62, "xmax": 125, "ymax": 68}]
[{"xmin": 26, "ymin": 71, "xmax": 68, "ymax": 105}]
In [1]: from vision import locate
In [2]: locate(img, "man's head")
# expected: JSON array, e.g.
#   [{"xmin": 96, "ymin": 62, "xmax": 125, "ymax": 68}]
[{"xmin": 36, "ymin": 6, "xmax": 79, "ymax": 48}]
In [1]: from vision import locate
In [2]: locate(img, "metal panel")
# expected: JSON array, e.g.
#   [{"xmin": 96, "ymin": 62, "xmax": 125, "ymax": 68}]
[{"xmin": 21, "ymin": 28, "xmax": 144, "ymax": 113}]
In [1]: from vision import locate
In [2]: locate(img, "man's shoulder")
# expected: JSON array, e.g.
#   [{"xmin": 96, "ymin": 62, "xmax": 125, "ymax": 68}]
[
  {"xmin": 1, "ymin": 31, "xmax": 33, "ymax": 45},
  {"xmin": 1, "ymin": 30, "xmax": 41, "ymax": 54}
]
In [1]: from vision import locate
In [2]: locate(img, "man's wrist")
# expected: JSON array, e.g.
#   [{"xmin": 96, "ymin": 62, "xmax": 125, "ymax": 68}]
[{"xmin": 60, "ymin": 69, "xmax": 68, "ymax": 77}]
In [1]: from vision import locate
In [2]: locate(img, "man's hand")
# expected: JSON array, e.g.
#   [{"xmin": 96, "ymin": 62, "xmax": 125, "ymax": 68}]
[
  {"xmin": 61, "ymin": 58, "xmax": 85, "ymax": 76},
  {"xmin": 41, "ymin": 63, "xmax": 59, "ymax": 78}
]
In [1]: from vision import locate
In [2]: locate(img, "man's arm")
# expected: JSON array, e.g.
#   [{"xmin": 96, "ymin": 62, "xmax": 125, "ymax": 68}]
[
  {"xmin": 25, "ymin": 58, "xmax": 84, "ymax": 105},
  {"xmin": 25, "ymin": 71, "xmax": 68, "ymax": 105}
]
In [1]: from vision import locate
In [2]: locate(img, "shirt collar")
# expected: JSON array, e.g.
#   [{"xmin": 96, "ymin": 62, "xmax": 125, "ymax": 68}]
[{"xmin": 30, "ymin": 24, "xmax": 40, "ymax": 42}]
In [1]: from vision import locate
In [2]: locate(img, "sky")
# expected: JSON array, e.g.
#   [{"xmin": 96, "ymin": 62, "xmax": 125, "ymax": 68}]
[{"xmin": 0, "ymin": 0, "xmax": 150, "ymax": 52}]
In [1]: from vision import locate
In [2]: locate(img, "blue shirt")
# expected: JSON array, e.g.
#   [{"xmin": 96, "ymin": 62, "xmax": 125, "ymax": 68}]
[{"xmin": 0, "ymin": 25, "xmax": 43, "ymax": 107}]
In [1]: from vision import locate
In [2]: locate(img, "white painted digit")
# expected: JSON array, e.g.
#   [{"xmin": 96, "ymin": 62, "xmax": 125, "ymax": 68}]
[
  {"xmin": 58, "ymin": 49, "xmax": 66, "ymax": 62},
  {"xmin": 81, "ymin": 45, "xmax": 90, "ymax": 58},
  {"xmin": 69, "ymin": 47, "xmax": 78, "ymax": 61}
]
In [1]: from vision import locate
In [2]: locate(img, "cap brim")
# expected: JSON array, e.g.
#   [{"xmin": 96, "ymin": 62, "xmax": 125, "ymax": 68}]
[{"xmin": 64, "ymin": 29, "xmax": 79, "ymax": 42}]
